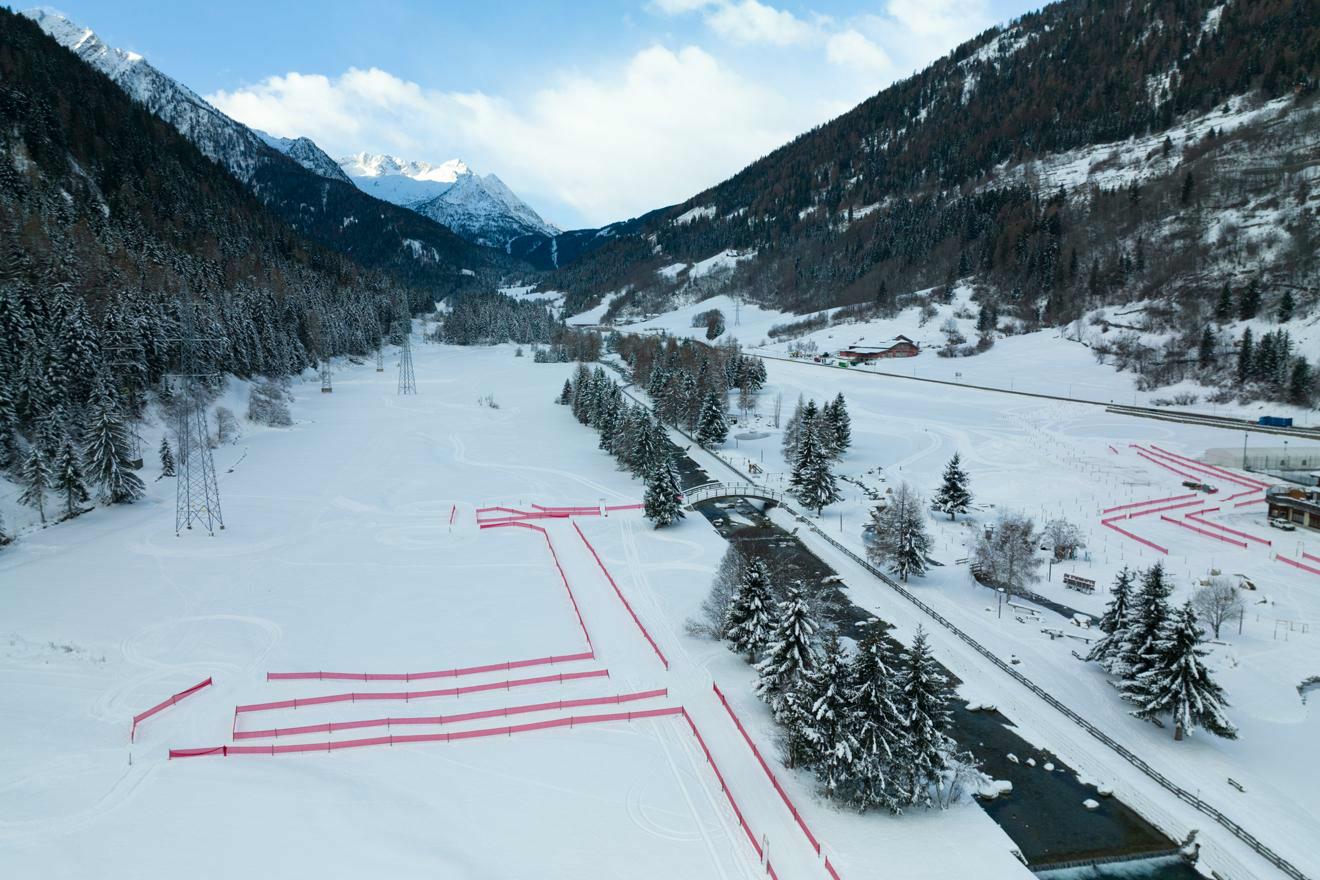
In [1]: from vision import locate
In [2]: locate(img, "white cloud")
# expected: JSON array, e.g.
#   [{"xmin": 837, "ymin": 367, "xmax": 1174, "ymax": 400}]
[
  {"xmin": 705, "ymin": 0, "xmax": 816, "ymax": 46},
  {"xmin": 885, "ymin": 0, "xmax": 990, "ymax": 41},
  {"xmin": 209, "ymin": 46, "xmax": 813, "ymax": 228},
  {"xmin": 825, "ymin": 29, "xmax": 891, "ymax": 77}
]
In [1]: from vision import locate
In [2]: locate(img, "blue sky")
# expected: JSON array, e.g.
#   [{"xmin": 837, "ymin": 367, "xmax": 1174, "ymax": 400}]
[{"xmin": 39, "ymin": 1, "xmax": 1043, "ymax": 228}]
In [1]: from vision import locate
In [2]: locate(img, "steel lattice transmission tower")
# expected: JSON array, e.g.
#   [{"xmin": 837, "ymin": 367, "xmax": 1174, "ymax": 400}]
[
  {"xmin": 171, "ymin": 303, "xmax": 226, "ymax": 536},
  {"xmin": 396, "ymin": 298, "xmax": 417, "ymax": 395}
]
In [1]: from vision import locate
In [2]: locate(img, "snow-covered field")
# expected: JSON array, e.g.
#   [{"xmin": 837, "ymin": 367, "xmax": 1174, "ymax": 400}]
[
  {"xmin": 0, "ymin": 341, "xmax": 1031, "ymax": 879},
  {"xmin": 682, "ymin": 354, "xmax": 1320, "ymax": 878}
]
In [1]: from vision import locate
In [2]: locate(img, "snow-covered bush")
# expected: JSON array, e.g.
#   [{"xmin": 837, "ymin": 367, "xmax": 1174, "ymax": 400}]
[
  {"xmin": 247, "ymin": 380, "xmax": 292, "ymax": 427},
  {"xmin": 214, "ymin": 407, "xmax": 240, "ymax": 445}
]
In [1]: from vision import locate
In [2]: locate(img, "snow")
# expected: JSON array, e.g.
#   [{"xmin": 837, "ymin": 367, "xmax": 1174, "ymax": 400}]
[
  {"xmin": 669, "ymin": 351, "xmax": 1320, "ymax": 879},
  {"xmin": 0, "ymin": 342, "xmax": 1033, "ymax": 879},
  {"xmin": 657, "ymin": 262, "xmax": 688, "ymax": 280},
  {"xmin": 689, "ymin": 249, "xmax": 755, "ymax": 279},
  {"xmin": 673, "ymin": 205, "xmax": 716, "ymax": 225}
]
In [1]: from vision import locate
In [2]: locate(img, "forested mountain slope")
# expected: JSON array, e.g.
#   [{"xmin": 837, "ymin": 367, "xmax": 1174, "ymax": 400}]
[
  {"xmin": 24, "ymin": 8, "xmax": 519, "ymax": 291},
  {"xmin": 548, "ymin": 0, "xmax": 1320, "ymax": 359},
  {"xmin": 0, "ymin": 9, "xmax": 461, "ymax": 452}
]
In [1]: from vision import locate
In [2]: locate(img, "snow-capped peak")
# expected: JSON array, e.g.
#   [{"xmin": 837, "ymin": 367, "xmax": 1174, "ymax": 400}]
[{"xmin": 338, "ymin": 152, "xmax": 558, "ymax": 247}]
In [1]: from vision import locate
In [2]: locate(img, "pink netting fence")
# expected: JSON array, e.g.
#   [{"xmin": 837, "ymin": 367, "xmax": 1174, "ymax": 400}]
[
  {"xmin": 1159, "ymin": 515, "xmax": 1248, "ymax": 548},
  {"xmin": 131, "ymin": 677, "xmax": 212, "ymax": 742},
  {"xmin": 475, "ymin": 501, "xmax": 643, "ymax": 525},
  {"xmin": 1277, "ymin": 555, "xmax": 1320, "ymax": 577},
  {"xmin": 173, "ymin": 705, "xmax": 683, "ymax": 759},
  {"xmin": 266, "ymin": 651, "xmax": 594, "ymax": 683},
  {"xmin": 1148, "ymin": 445, "xmax": 1270, "ymax": 489},
  {"xmin": 1184, "ymin": 512, "xmax": 1271, "ymax": 546},
  {"xmin": 1125, "ymin": 499, "xmax": 1205, "ymax": 519},
  {"xmin": 479, "ymin": 520, "xmax": 594, "ymax": 651},
  {"xmin": 1100, "ymin": 518, "xmax": 1168, "ymax": 555},
  {"xmin": 571, "ymin": 522, "xmax": 669, "ymax": 670},
  {"xmin": 1235, "ymin": 497, "xmax": 1267, "ymax": 507},
  {"xmin": 1101, "ymin": 493, "xmax": 1197, "ymax": 515},
  {"xmin": 712, "ymin": 683, "xmax": 825, "ymax": 857},
  {"xmin": 1130, "ymin": 447, "xmax": 1202, "ymax": 482},
  {"xmin": 1304, "ymin": 551, "xmax": 1320, "ymax": 565},
  {"xmin": 233, "ymin": 669, "xmax": 609, "ymax": 716},
  {"xmin": 678, "ymin": 708, "xmax": 782, "ymax": 880},
  {"xmin": 1224, "ymin": 488, "xmax": 1262, "ymax": 502},
  {"xmin": 234, "ymin": 688, "xmax": 667, "ymax": 740}
]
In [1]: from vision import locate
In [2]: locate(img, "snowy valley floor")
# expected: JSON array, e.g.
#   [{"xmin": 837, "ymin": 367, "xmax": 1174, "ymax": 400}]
[{"xmin": 0, "ymin": 343, "xmax": 1029, "ymax": 880}]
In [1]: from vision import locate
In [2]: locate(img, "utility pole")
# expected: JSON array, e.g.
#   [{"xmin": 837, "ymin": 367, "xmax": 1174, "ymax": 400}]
[
  {"xmin": 397, "ymin": 295, "xmax": 417, "ymax": 395},
  {"xmin": 170, "ymin": 302, "xmax": 225, "ymax": 536}
]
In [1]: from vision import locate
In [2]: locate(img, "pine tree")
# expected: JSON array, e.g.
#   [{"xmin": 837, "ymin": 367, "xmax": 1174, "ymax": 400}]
[
  {"xmin": 695, "ymin": 390, "xmax": 729, "ymax": 448},
  {"xmin": 159, "ymin": 436, "xmax": 176, "ymax": 477},
  {"xmin": 868, "ymin": 483, "xmax": 930, "ymax": 582},
  {"xmin": 1237, "ymin": 328, "xmax": 1254, "ymax": 383},
  {"xmin": 53, "ymin": 437, "xmax": 90, "ymax": 519},
  {"xmin": 800, "ymin": 633, "xmax": 859, "ymax": 795},
  {"xmin": 781, "ymin": 395, "xmax": 806, "ymax": 462},
  {"xmin": 789, "ymin": 419, "xmax": 841, "ymax": 515},
  {"xmin": 1197, "ymin": 326, "xmax": 1216, "ymax": 368},
  {"xmin": 1289, "ymin": 358, "xmax": 1315, "ymax": 407},
  {"xmin": 557, "ymin": 379, "xmax": 573, "ymax": 405},
  {"xmin": 1238, "ymin": 278, "xmax": 1261, "ymax": 321},
  {"xmin": 931, "ymin": 453, "xmax": 972, "ymax": 520},
  {"xmin": 1086, "ymin": 567, "xmax": 1134, "ymax": 671},
  {"xmin": 756, "ymin": 585, "xmax": 817, "ymax": 721},
  {"xmin": 896, "ymin": 627, "xmax": 955, "ymax": 807},
  {"xmin": 1213, "ymin": 283, "xmax": 1232, "ymax": 324},
  {"xmin": 1117, "ymin": 564, "xmax": 1174, "ymax": 704},
  {"xmin": 849, "ymin": 621, "xmax": 907, "ymax": 812},
  {"xmin": 724, "ymin": 557, "xmax": 776, "ymax": 660},
  {"xmin": 0, "ymin": 380, "xmax": 18, "ymax": 469},
  {"xmin": 825, "ymin": 392, "xmax": 851, "ymax": 457},
  {"xmin": 643, "ymin": 457, "xmax": 685, "ymax": 528},
  {"xmin": 18, "ymin": 445, "xmax": 51, "ymax": 525},
  {"xmin": 1132, "ymin": 601, "xmax": 1237, "ymax": 741},
  {"xmin": 1277, "ymin": 289, "xmax": 1295, "ymax": 323},
  {"xmin": 81, "ymin": 376, "xmax": 146, "ymax": 505}
]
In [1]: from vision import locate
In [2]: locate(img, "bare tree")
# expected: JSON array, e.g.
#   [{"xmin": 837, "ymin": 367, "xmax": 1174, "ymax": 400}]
[
  {"xmin": 1044, "ymin": 517, "xmax": 1086, "ymax": 561},
  {"xmin": 1192, "ymin": 577, "xmax": 1244, "ymax": 639},
  {"xmin": 686, "ymin": 545, "xmax": 746, "ymax": 638},
  {"xmin": 973, "ymin": 512, "xmax": 1042, "ymax": 595}
]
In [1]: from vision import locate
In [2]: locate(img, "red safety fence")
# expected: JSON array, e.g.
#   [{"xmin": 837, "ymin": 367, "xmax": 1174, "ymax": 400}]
[
  {"xmin": 1224, "ymin": 488, "xmax": 1262, "ymax": 502},
  {"xmin": 712, "ymin": 683, "xmax": 823, "ymax": 855},
  {"xmin": 571, "ymin": 522, "xmax": 669, "ymax": 670},
  {"xmin": 1148, "ymin": 445, "xmax": 1271, "ymax": 489},
  {"xmin": 1304, "ymin": 551, "xmax": 1320, "ymax": 565},
  {"xmin": 1101, "ymin": 493, "xmax": 1198, "ymax": 515},
  {"xmin": 267, "ymin": 651, "xmax": 594, "ymax": 683},
  {"xmin": 235, "ymin": 688, "xmax": 667, "ymax": 740},
  {"xmin": 678, "ymin": 708, "xmax": 782, "ymax": 880},
  {"xmin": 1125, "ymin": 499, "xmax": 1205, "ymax": 519},
  {"xmin": 1235, "ymin": 497, "xmax": 1267, "ymax": 507},
  {"xmin": 1100, "ymin": 518, "xmax": 1169, "ymax": 555},
  {"xmin": 1277, "ymin": 555, "xmax": 1320, "ymax": 577},
  {"xmin": 1108, "ymin": 445, "xmax": 1119, "ymax": 454},
  {"xmin": 475, "ymin": 502, "xmax": 644, "ymax": 525},
  {"xmin": 1184, "ymin": 513, "xmax": 1271, "ymax": 546},
  {"xmin": 480, "ymin": 521, "xmax": 594, "ymax": 651},
  {"xmin": 1130, "ymin": 447, "xmax": 1203, "ymax": 482},
  {"xmin": 234, "ymin": 669, "xmax": 609, "ymax": 716},
  {"xmin": 131, "ymin": 677, "xmax": 213, "ymax": 742},
  {"xmin": 825, "ymin": 857, "xmax": 842, "ymax": 880},
  {"xmin": 1159, "ymin": 515, "xmax": 1249, "ymax": 549},
  {"xmin": 172, "ymin": 705, "xmax": 684, "ymax": 759},
  {"xmin": 449, "ymin": 504, "xmax": 457, "ymax": 525}
]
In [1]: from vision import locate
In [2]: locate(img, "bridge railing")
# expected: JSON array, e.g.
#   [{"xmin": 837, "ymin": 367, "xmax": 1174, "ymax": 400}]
[{"xmin": 683, "ymin": 482, "xmax": 789, "ymax": 509}]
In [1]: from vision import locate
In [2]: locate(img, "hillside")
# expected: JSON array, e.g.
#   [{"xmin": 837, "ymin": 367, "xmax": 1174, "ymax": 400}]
[
  {"xmin": 24, "ymin": 8, "xmax": 518, "ymax": 290},
  {"xmin": 546, "ymin": 0, "xmax": 1319, "ymax": 402}
]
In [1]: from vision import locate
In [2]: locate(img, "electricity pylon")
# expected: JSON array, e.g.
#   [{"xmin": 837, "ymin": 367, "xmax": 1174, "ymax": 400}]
[
  {"xmin": 171, "ymin": 302, "xmax": 225, "ymax": 536},
  {"xmin": 397, "ymin": 297, "xmax": 417, "ymax": 395}
]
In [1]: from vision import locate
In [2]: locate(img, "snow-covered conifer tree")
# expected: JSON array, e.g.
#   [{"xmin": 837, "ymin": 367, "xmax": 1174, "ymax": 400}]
[
  {"xmin": 931, "ymin": 453, "xmax": 972, "ymax": 520},
  {"xmin": 826, "ymin": 392, "xmax": 851, "ymax": 457},
  {"xmin": 557, "ymin": 379, "xmax": 573, "ymax": 405},
  {"xmin": 695, "ymin": 390, "xmax": 729, "ymax": 448},
  {"xmin": 723, "ymin": 557, "xmax": 776, "ymax": 660},
  {"xmin": 18, "ymin": 444, "xmax": 51, "ymax": 524},
  {"xmin": 756, "ymin": 585, "xmax": 817, "ymax": 720},
  {"xmin": 896, "ymin": 626, "xmax": 955, "ymax": 808},
  {"xmin": 849, "ymin": 621, "xmax": 908, "ymax": 812},
  {"xmin": 81, "ymin": 376, "xmax": 145, "ymax": 504},
  {"xmin": 643, "ymin": 457, "xmax": 685, "ymax": 528},
  {"xmin": 159, "ymin": 436, "xmax": 176, "ymax": 477},
  {"xmin": 801, "ymin": 633, "xmax": 859, "ymax": 795},
  {"xmin": 781, "ymin": 395, "xmax": 806, "ymax": 462},
  {"xmin": 1132, "ymin": 601, "xmax": 1237, "ymax": 740},
  {"xmin": 790, "ymin": 418, "xmax": 841, "ymax": 515},
  {"xmin": 1086, "ymin": 567, "xmax": 1133, "ymax": 670},
  {"xmin": 53, "ymin": 437, "xmax": 90, "ymax": 519},
  {"xmin": 867, "ymin": 483, "xmax": 931, "ymax": 581},
  {"xmin": 1117, "ymin": 563, "xmax": 1174, "ymax": 704}
]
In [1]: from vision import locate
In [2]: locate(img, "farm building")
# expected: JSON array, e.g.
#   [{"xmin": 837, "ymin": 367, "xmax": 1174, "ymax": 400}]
[
  {"xmin": 1266, "ymin": 485, "xmax": 1320, "ymax": 531},
  {"xmin": 836, "ymin": 336, "xmax": 920, "ymax": 363}
]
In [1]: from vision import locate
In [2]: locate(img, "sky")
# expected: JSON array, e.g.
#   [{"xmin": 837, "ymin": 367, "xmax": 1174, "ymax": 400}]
[{"xmin": 37, "ymin": 0, "xmax": 1043, "ymax": 229}]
